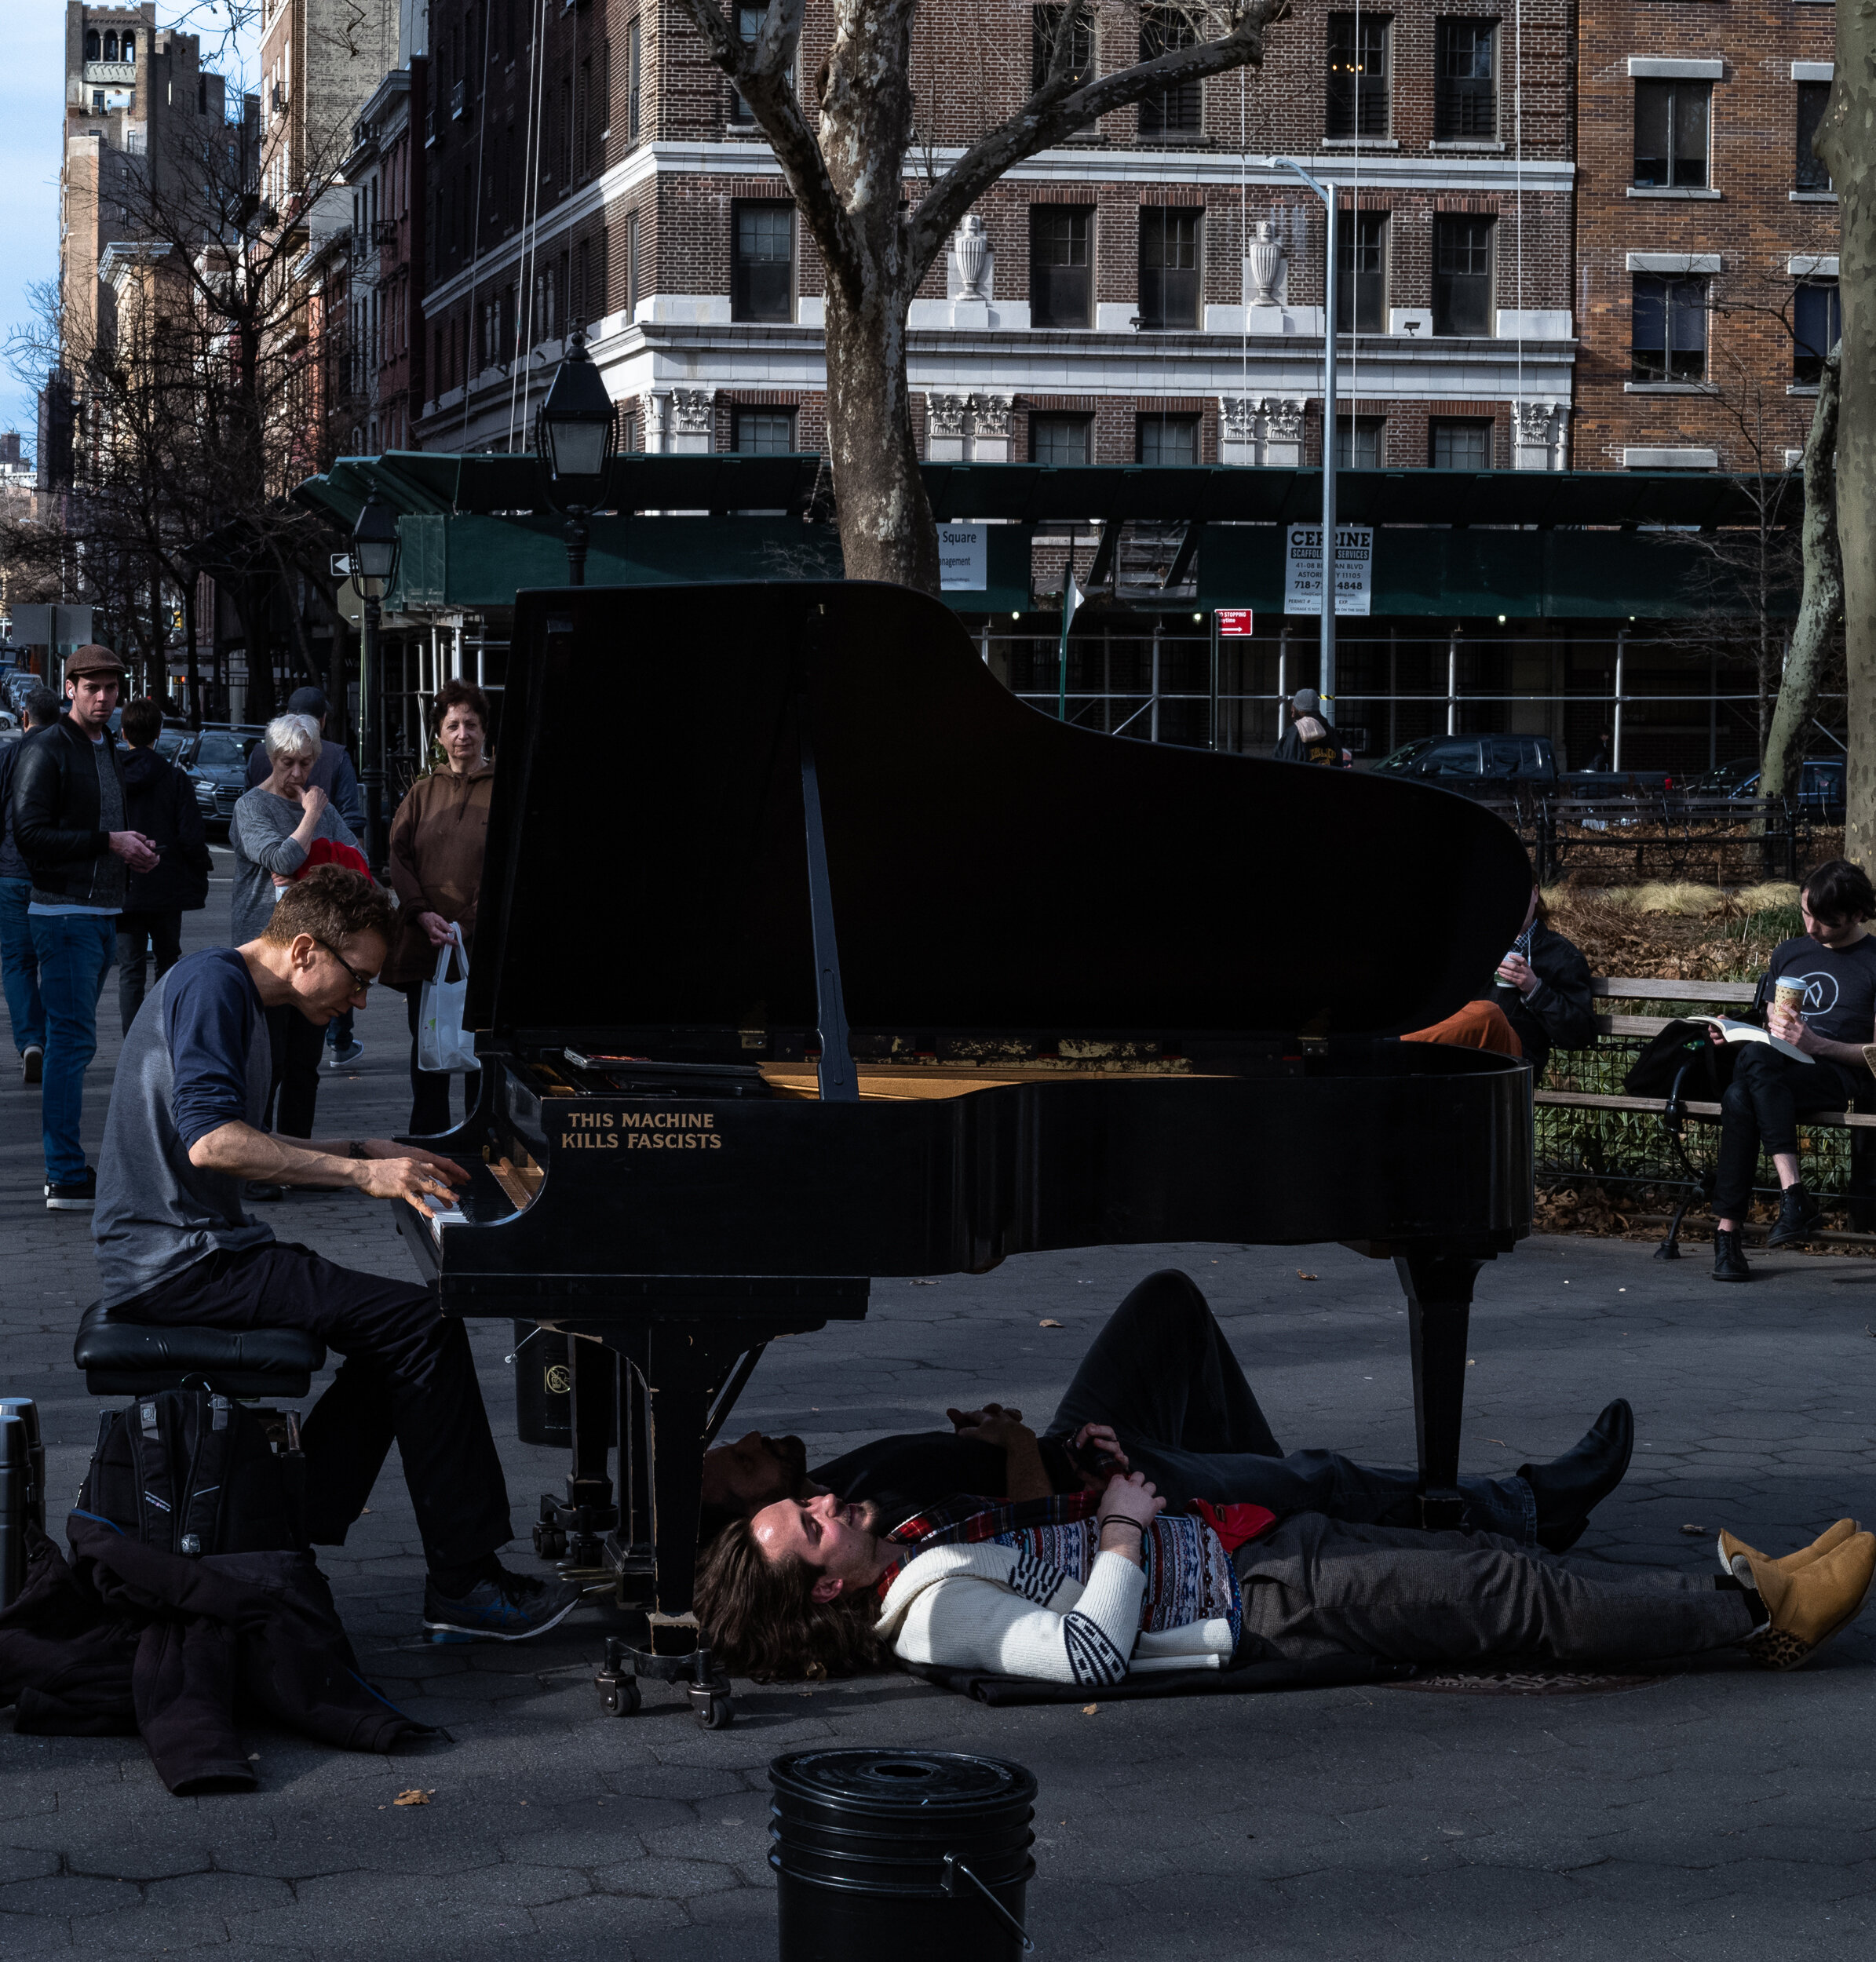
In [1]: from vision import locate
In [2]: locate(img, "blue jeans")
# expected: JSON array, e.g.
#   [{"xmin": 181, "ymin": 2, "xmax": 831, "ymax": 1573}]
[
  {"xmin": 29, "ymin": 912, "xmax": 115, "ymax": 1183},
  {"xmin": 0, "ymin": 877, "xmax": 43, "ymax": 1053}
]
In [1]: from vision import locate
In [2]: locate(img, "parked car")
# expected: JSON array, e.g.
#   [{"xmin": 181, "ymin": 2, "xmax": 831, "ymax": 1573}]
[
  {"xmin": 1684, "ymin": 757, "xmax": 1760, "ymax": 797},
  {"xmin": 1370, "ymin": 734, "xmax": 1560, "ymax": 790},
  {"xmin": 182, "ymin": 724, "xmax": 269, "ymax": 834},
  {"xmin": 0, "ymin": 709, "xmax": 20, "ymax": 744},
  {"xmin": 1727, "ymin": 758, "xmax": 1845, "ymax": 819}
]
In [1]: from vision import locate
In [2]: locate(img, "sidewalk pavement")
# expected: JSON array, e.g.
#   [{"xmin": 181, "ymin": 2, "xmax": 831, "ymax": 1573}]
[{"xmin": 1, "ymin": 889, "xmax": 1874, "ymax": 1958}]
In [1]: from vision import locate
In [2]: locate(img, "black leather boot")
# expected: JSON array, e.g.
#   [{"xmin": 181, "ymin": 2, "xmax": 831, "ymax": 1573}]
[
  {"xmin": 1520, "ymin": 1399, "xmax": 1634, "ymax": 1553},
  {"xmin": 1765, "ymin": 1182, "xmax": 1823, "ymax": 1249},
  {"xmin": 1713, "ymin": 1226, "xmax": 1750, "ymax": 1282}
]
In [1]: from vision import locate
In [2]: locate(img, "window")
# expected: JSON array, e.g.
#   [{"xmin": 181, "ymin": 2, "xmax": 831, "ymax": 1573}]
[
  {"xmin": 1327, "ymin": 15, "xmax": 1389, "ymax": 137},
  {"xmin": 1140, "ymin": 6, "xmax": 1201, "ymax": 135},
  {"xmin": 1337, "ymin": 210, "xmax": 1387, "ymax": 332},
  {"xmin": 626, "ymin": 209, "xmax": 641, "ymax": 316},
  {"xmin": 1139, "ymin": 208, "xmax": 1201, "ymax": 330},
  {"xmin": 575, "ymin": 239, "xmax": 591, "ymax": 325},
  {"xmin": 1630, "ymin": 274, "xmax": 1706, "ymax": 382},
  {"xmin": 86, "ymin": 29, "xmax": 99, "ymax": 60},
  {"xmin": 1031, "ymin": 4, "xmax": 1093, "ymax": 93},
  {"xmin": 1633, "ymin": 80, "xmax": 1709, "ymax": 189},
  {"xmin": 104, "ymin": 31, "xmax": 119, "ymax": 60},
  {"xmin": 731, "ymin": 5, "xmax": 792, "ymax": 125},
  {"xmin": 1031, "ymin": 414, "xmax": 1092, "ymax": 465},
  {"xmin": 122, "ymin": 31, "xmax": 136, "ymax": 60},
  {"xmin": 1030, "ymin": 206, "xmax": 1093, "ymax": 327},
  {"xmin": 198, "ymin": 77, "xmax": 207, "ymax": 113},
  {"xmin": 1429, "ymin": 419, "xmax": 1492, "ymax": 469},
  {"xmin": 1334, "ymin": 417, "xmax": 1385, "ymax": 469},
  {"xmin": 1794, "ymin": 282, "xmax": 1840, "ymax": 384},
  {"xmin": 1432, "ymin": 214, "xmax": 1493, "ymax": 335},
  {"xmin": 628, "ymin": 19, "xmax": 641, "ymax": 139},
  {"xmin": 1435, "ymin": 20, "xmax": 1495, "ymax": 139},
  {"xmin": 735, "ymin": 407, "xmax": 797, "ymax": 454},
  {"xmin": 1138, "ymin": 415, "xmax": 1199, "ymax": 465},
  {"xmin": 732, "ymin": 202, "xmax": 794, "ymax": 320},
  {"xmin": 1797, "ymin": 81, "xmax": 1832, "ymax": 191},
  {"xmin": 579, "ymin": 57, "xmax": 593, "ymax": 173}
]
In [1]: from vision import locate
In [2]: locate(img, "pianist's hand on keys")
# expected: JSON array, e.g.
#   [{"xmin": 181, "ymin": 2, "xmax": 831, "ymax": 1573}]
[{"xmin": 352, "ymin": 1143, "xmax": 470, "ymax": 1213}]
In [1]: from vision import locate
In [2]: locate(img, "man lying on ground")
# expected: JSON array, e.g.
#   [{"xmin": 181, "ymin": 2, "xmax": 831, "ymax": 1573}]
[
  {"xmin": 90, "ymin": 866, "xmax": 582, "ymax": 1641},
  {"xmin": 699, "ymin": 1268, "xmax": 1633, "ymax": 1555},
  {"xmin": 698, "ymin": 1471, "xmax": 1874, "ymax": 1687}
]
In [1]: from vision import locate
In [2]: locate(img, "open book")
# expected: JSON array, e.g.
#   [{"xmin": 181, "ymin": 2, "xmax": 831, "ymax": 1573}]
[{"xmin": 1694, "ymin": 1017, "xmax": 1813, "ymax": 1065}]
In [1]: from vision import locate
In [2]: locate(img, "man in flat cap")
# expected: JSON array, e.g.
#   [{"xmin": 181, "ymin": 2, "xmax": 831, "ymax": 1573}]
[{"xmin": 9, "ymin": 646, "xmax": 160, "ymax": 1209}]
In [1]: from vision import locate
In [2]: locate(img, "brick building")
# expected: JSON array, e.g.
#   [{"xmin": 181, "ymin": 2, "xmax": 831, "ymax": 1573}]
[
  {"xmin": 411, "ymin": 0, "xmax": 1577, "ymax": 475},
  {"xmin": 1573, "ymin": 0, "xmax": 1839, "ymax": 472}
]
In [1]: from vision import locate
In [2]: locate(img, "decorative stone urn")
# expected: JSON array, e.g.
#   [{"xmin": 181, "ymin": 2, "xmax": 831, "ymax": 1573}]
[
  {"xmin": 953, "ymin": 214, "xmax": 991, "ymax": 300},
  {"xmin": 1246, "ymin": 221, "xmax": 1287, "ymax": 308}
]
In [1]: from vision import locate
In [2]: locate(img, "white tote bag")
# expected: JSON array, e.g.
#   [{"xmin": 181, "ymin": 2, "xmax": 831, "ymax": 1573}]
[{"xmin": 417, "ymin": 929, "xmax": 479, "ymax": 1074}]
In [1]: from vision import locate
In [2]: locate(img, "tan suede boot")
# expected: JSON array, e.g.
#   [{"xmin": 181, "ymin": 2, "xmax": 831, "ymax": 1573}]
[
  {"xmin": 1718, "ymin": 1519, "xmax": 1858, "ymax": 1583},
  {"xmin": 1742, "ymin": 1531, "xmax": 1876, "ymax": 1670}
]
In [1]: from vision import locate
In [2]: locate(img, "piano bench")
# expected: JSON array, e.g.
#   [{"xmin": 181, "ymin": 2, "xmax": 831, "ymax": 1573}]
[{"xmin": 73, "ymin": 1302, "xmax": 326, "ymax": 1399}]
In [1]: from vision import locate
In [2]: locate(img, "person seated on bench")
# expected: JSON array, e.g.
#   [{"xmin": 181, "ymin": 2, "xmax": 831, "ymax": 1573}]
[
  {"xmin": 1400, "ymin": 990, "xmax": 1524, "ymax": 1059},
  {"xmin": 89, "ymin": 864, "xmax": 582, "ymax": 1641},
  {"xmin": 1491, "ymin": 879, "xmax": 1595, "ymax": 1078},
  {"xmin": 699, "ymin": 1472, "xmax": 1874, "ymax": 1687},
  {"xmin": 1713, "ymin": 858, "xmax": 1876, "ymax": 1282},
  {"xmin": 698, "ymin": 1270, "xmax": 1634, "ymax": 1555}
]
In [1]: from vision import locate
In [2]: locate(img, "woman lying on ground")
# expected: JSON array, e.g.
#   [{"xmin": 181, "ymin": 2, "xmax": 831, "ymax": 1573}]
[{"xmin": 695, "ymin": 1470, "xmax": 1874, "ymax": 1688}]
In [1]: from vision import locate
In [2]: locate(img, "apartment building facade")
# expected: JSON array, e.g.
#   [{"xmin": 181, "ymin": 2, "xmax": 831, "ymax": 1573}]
[{"xmin": 411, "ymin": 0, "xmax": 1578, "ymax": 474}]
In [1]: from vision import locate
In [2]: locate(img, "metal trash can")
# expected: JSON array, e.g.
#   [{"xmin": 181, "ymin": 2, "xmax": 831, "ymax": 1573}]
[
  {"xmin": 0, "ymin": 1413, "xmax": 30, "ymax": 1610},
  {"xmin": 0, "ymin": 1399, "xmax": 44, "ymax": 1537},
  {"xmin": 769, "ymin": 1749, "xmax": 1036, "ymax": 1960}
]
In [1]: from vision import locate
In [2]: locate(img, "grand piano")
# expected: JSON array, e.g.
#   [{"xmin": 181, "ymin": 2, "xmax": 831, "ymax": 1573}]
[{"xmin": 395, "ymin": 578, "xmax": 1533, "ymax": 1724}]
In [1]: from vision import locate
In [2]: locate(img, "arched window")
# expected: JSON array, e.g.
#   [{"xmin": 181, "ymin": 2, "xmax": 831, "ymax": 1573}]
[
  {"xmin": 122, "ymin": 31, "xmax": 135, "ymax": 60},
  {"xmin": 104, "ymin": 32, "xmax": 118, "ymax": 60},
  {"xmin": 86, "ymin": 30, "xmax": 100, "ymax": 60}
]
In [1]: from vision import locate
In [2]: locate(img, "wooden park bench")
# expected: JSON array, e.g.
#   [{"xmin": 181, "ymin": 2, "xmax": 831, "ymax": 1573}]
[{"xmin": 1532, "ymin": 977, "xmax": 1876, "ymax": 1256}]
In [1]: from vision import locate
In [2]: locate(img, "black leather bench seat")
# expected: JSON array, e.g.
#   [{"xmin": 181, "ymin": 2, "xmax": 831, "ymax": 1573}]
[{"xmin": 75, "ymin": 1302, "xmax": 326, "ymax": 1398}]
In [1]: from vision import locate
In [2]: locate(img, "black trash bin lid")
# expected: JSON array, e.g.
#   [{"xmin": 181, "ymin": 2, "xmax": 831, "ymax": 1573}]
[{"xmin": 772, "ymin": 1749, "xmax": 1036, "ymax": 1818}]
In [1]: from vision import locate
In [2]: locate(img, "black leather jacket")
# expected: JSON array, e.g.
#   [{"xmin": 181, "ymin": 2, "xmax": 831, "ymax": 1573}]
[{"xmin": 9, "ymin": 717, "xmax": 128, "ymax": 904}]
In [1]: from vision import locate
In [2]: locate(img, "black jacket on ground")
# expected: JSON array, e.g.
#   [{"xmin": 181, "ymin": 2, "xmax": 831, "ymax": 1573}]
[
  {"xmin": 1493, "ymin": 920, "xmax": 1596, "ymax": 1077},
  {"xmin": 9, "ymin": 718, "xmax": 128, "ymax": 904},
  {"xmin": 120, "ymin": 746, "xmax": 213, "ymax": 913},
  {"xmin": 0, "ymin": 736, "xmax": 30, "ymax": 882},
  {"xmin": 0, "ymin": 1517, "xmax": 436, "ymax": 1794}
]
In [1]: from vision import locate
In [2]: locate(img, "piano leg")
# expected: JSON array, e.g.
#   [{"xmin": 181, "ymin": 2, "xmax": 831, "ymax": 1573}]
[
  {"xmin": 534, "ymin": 1333, "xmax": 621, "ymax": 1567},
  {"xmin": 1395, "ymin": 1250, "xmax": 1485, "ymax": 1531}
]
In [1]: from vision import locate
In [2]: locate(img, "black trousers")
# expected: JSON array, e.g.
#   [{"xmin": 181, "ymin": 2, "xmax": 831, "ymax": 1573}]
[
  {"xmin": 264, "ymin": 1004, "xmax": 325, "ymax": 1139},
  {"xmin": 115, "ymin": 1241, "xmax": 513, "ymax": 1570},
  {"xmin": 1714, "ymin": 1043, "xmax": 1851, "ymax": 1217},
  {"xmin": 1042, "ymin": 1270, "xmax": 1535, "ymax": 1541},
  {"xmin": 116, "ymin": 910, "xmax": 183, "ymax": 1038},
  {"xmin": 404, "ymin": 984, "xmax": 480, "ymax": 1137}
]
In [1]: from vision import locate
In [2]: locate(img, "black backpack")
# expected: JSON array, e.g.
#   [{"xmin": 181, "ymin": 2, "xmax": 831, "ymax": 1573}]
[
  {"xmin": 77, "ymin": 1389, "xmax": 306, "ymax": 1558},
  {"xmin": 1622, "ymin": 1018, "xmax": 1739, "ymax": 1102}
]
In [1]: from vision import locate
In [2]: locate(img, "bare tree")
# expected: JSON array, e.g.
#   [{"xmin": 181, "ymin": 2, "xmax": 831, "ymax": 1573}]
[{"xmin": 669, "ymin": 0, "xmax": 1288, "ymax": 593}]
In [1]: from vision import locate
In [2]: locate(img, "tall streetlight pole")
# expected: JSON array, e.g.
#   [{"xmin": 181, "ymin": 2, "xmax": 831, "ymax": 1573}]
[
  {"xmin": 1261, "ymin": 158, "xmax": 1338, "ymax": 721},
  {"xmin": 535, "ymin": 326, "xmax": 618, "ymax": 585}
]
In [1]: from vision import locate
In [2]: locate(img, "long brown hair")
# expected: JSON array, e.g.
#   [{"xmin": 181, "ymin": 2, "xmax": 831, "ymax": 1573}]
[{"xmin": 695, "ymin": 1516, "xmax": 886, "ymax": 1682}]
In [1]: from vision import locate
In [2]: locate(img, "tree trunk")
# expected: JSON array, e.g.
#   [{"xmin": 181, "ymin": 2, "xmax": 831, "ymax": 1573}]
[
  {"xmin": 1818, "ymin": 38, "xmax": 1876, "ymax": 867},
  {"xmin": 1762, "ymin": 346, "xmax": 1841, "ymax": 799},
  {"xmin": 822, "ymin": 280, "xmax": 938, "ymax": 592}
]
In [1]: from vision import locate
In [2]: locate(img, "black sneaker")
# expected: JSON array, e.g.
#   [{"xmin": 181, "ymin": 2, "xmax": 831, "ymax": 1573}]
[
  {"xmin": 1765, "ymin": 1182, "xmax": 1823, "ymax": 1250},
  {"xmin": 46, "ymin": 1168, "xmax": 97, "ymax": 1212},
  {"xmin": 422, "ymin": 1569, "xmax": 583, "ymax": 1642},
  {"xmin": 21, "ymin": 1044, "xmax": 42, "ymax": 1086},
  {"xmin": 1713, "ymin": 1226, "xmax": 1750, "ymax": 1282}
]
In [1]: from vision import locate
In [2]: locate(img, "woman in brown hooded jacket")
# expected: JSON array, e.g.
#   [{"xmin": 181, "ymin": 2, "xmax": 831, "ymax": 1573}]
[{"xmin": 385, "ymin": 677, "xmax": 495, "ymax": 1134}]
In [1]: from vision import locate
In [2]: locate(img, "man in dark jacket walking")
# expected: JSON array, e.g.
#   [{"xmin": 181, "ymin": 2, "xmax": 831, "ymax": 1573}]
[
  {"xmin": 0, "ymin": 684, "xmax": 61, "ymax": 1085},
  {"xmin": 116, "ymin": 696, "xmax": 212, "ymax": 1034},
  {"xmin": 9, "ymin": 647, "xmax": 159, "ymax": 1209}
]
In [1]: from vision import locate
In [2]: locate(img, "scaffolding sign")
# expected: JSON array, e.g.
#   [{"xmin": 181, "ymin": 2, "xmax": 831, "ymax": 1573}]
[{"xmin": 1284, "ymin": 524, "xmax": 1374, "ymax": 618}]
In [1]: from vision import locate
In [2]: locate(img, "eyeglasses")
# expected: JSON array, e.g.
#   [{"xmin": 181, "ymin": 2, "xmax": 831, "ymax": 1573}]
[{"xmin": 312, "ymin": 938, "xmax": 378, "ymax": 994}]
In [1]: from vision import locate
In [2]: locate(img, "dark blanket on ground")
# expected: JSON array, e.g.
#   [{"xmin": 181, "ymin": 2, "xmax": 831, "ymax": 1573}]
[
  {"xmin": 900, "ymin": 1650, "xmax": 1407, "ymax": 1705},
  {"xmin": 0, "ymin": 1517, "xmax": 436, "ymax": 1792}
]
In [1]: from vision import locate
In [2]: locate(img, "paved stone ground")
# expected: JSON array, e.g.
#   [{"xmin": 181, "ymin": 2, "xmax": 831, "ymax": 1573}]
[{"xmin": 2, "ymin": 884, "xmax": 1874, "ymax": 1959}]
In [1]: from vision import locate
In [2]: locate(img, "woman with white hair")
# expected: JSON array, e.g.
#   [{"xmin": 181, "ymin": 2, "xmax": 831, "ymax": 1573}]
[{"xmin": 230, "ymin": 713, "xmax": 364, "ymax": 1151}]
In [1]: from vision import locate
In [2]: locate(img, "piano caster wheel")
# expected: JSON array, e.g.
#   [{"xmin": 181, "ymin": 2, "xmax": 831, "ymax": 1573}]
[
  {"xmin": 597, "ymin": 1672, "xmax": 641, "ymax": 1718},
  {"xmin": 533, "ymin": 1522, "xmax": 568, "ymax": 1559},
  {"xmin": 695, "ymin": 1693, "xmax": 734, "ymax": 1731}
]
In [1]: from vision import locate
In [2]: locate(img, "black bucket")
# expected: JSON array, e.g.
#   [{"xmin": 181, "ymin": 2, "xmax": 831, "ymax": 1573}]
[
  {"xmin": 769, "ymin": 1749, "xmax": 1037, "ymax": 1960},
  {"xmin": 0, "ymin": 1399, "xmax": 45, "ymax": 1536},
  {"xmin": 0, "ymin": 1413, "xmax": 27, "ymax": 1610},
  {"xmin": 513, "ymin": 1322, "xmax": 573, "ymax": 1446}
]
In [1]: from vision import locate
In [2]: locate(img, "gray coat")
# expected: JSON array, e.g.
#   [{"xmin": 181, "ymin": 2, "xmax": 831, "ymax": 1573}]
[{"xmin": 228, "ymin": 785, "xmax": 362, "ymax": 945}]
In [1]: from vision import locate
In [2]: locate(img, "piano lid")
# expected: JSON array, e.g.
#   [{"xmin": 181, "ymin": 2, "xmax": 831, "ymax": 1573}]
[{"xmin": 469, "ymin": 581, "xmax": 1533, "ymax": 1042}]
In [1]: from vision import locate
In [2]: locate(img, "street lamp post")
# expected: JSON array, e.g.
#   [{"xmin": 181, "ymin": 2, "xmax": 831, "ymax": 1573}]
[
  {"xmin": 1261, "ymin": 158, "xmax": 1338, "ymax": 720},
  {"xmin": 535, "ymin": 326, "xmax": 617, "ymax": 585},
  {"xmin": 349, "ymin": 494, "xmax": 400, "ymax": 872}
]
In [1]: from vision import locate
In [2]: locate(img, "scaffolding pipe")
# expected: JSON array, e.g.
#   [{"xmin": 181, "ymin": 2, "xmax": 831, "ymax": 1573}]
[
  {"xmin": 1447, "ymin": 629, "xmax": 1460, "ymax": 735},
  {"xmin": 1613, "ymin": 629, "xmax": 1626, "ymax": 771}
]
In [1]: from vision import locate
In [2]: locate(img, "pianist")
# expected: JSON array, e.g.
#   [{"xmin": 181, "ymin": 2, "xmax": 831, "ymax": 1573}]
[
  {"xmin": 698, "ymin": 1270, "xmax": 1634, "ymax": 1555},
  {"xmin": 699, "ymin": 1475, "xmax": 1875, "ymax": 1687},
  {"xmin": 89, "ymin": 866, "xmax": 582, "ymax": 1642}
]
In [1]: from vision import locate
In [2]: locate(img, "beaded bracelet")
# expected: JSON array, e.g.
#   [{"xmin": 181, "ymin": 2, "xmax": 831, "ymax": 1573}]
[{"xmin": 1097, "ymin": 1515, "xmax": 1146, "ymax": 1534}]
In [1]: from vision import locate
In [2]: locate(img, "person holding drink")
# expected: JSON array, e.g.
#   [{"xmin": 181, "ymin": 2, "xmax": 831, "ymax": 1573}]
[
  {"xmin": 1491, "ymin": 877, "xmax": 1595, "ymax": 1077},
  {"xmin": 1710, "ymin": 859, "xmax": 1876, "ymax": 1282}
]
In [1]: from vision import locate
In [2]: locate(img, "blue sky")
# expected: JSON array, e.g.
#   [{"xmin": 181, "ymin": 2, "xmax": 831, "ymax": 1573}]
[{"xmin": 0, "ymin": 4, "xmax": 70, "ymax": 450}]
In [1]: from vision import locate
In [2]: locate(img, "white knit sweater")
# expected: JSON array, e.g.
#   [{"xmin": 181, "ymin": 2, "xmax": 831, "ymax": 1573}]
[{"xmin": 874, "ymin": 1542, "xmax": 1236, "ymax": 1687}]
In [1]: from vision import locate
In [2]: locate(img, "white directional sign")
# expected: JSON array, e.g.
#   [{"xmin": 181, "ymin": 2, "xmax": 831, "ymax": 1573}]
[{"xmin": 1283, "ymin": 523, "xmax": 1374, "ymax": 617}]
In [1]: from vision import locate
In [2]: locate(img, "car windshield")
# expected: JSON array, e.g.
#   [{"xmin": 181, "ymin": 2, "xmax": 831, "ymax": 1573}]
[
  {"xmin": 195, "ymin": 732, "xmax": 261, "ymax": 768},
  {"xmin": 1373, "ymin": 739, "xmax": 1433, "ymax": 772},
  {"xmin": 154, "ymin": 728, "xmax": 188, "ymax": 760}
]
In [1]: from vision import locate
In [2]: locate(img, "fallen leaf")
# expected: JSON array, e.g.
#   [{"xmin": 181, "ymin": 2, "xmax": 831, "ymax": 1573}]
[
  {"xmin": 1081, "ymin": 1704, "xmax": 1098, "ymax": 1716},
  {"xmin": 1680, "ymin": 1523, "xmax": 1705, "ymax": 1536},
  {"xmin": 1039, "ymin": 1319, "xmax": 1063, "ymax": 1328},
  {"xmin": 393, "ymin": 1789, "xmax": 432, "ymax": 1807},
  {"xmin": 909, "ymin": 1278, "xmax": 938, "ymax": 1286},
  {"xmin": 1486, "ymin": 1439, "xmax": 1505, "ymax": 1446},
  {"xmin": 1466, "ymin": 1359, "xmax": 1476, "ymax": 1366},
  {"xmin": 1297, "ymin": 1271, "xmax": 1318, "ymax": 1282}
]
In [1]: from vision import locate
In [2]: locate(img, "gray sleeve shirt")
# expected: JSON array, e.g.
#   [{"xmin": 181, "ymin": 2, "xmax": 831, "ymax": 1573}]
[{"xmin": 228, "ymin": 786, "xmax": 363, "ymax": 945}]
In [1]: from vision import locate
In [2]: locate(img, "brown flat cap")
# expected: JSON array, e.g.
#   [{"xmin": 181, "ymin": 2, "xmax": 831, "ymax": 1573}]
[{"xmin": 64, "ymin": 644, "xmax": 127, "ymax": 678}]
